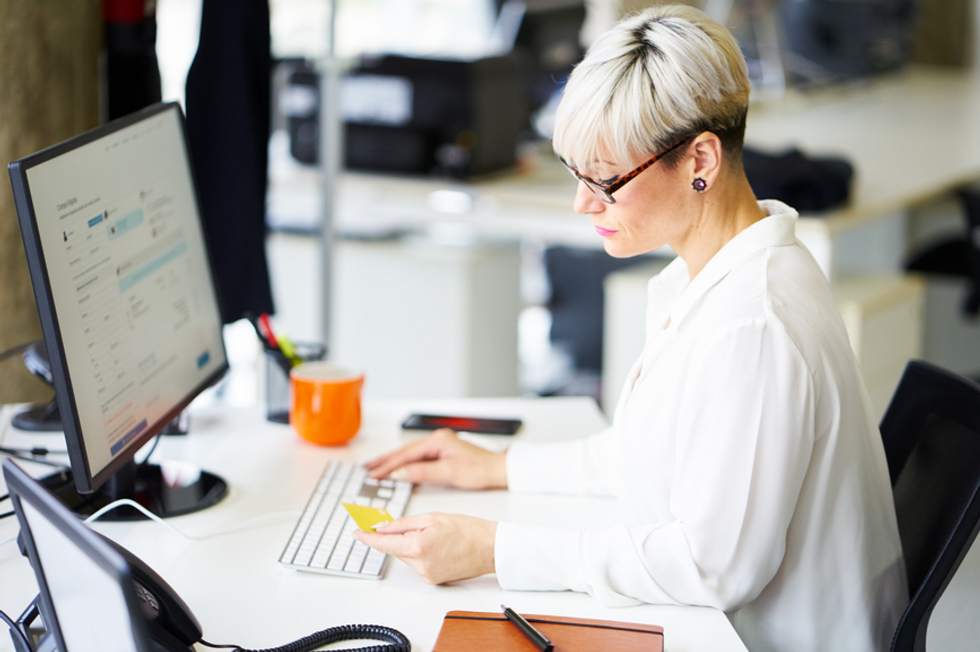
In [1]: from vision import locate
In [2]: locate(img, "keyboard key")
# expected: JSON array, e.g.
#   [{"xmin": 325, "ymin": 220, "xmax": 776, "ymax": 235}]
[
  {"xmin": 279, "ymin": 460, "xmax": 412, "ymax": 579},
  {"xmin": 344, "ymin": 541, "xmax": 370, "ymax": 572},
  {"xmin": 327, "ymin": 533, "xmax": 356, "ymax": 571},
  {"xmin": 362, "ymin": 549, "xmax": 386, "ymax": 575}
]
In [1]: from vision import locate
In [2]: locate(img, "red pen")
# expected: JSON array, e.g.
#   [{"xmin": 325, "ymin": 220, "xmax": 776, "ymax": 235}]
[{"xmin": 258, "ymin": 313, "xmax": 279, "ymax": 349}]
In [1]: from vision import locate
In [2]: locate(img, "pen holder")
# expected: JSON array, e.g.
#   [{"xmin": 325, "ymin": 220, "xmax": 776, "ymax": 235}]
[{"xmin": 265, "ymin": 342, "xmax": 326, "ymax": 423}]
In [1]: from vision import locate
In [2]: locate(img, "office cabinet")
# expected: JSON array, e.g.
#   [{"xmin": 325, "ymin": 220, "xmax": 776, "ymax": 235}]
[
  {"xmin": 833, "ymin": 274, "xmax": 925, "ymax": 420},
  {"xmin": 332, "ymin": 238, "xmax": 521, "ymax": 399}
]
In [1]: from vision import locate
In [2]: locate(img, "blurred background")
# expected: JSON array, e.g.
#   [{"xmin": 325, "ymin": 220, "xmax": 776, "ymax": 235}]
[{"xmin": 3, "ymin": 0, "xmax": 980, "ymax": 410}]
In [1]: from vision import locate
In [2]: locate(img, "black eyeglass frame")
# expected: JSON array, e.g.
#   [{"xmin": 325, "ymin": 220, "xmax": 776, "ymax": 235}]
[{"xmin": 559, "ymin": 137, "xmax": 692, "ymax": 204}]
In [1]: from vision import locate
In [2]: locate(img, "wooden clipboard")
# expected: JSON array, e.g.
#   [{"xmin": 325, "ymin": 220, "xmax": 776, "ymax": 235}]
[{"xmin": 432, "ymin": 610, "xmax": 664, "ymax": 651}]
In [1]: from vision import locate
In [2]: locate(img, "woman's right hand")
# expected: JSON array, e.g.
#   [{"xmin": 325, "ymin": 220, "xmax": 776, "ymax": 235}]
[{"xmin": 365, "ymin": 428, "xmax": 508, "ymax": 490}]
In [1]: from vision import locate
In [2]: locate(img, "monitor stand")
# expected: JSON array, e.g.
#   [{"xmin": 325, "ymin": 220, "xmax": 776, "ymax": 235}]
[
  {"xmin": 10, "ymin": 342, "xmax": 63, "ymax": 432},
  {"xmin": 38, "ymin": 459, "xmax": 228, "ymax": 521},
  {"xmin": 11, "ymin": 400, "xmax": 62, "ymax": 432}
]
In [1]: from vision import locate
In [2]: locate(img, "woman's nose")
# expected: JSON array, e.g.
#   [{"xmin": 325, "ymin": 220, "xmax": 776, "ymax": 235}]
[{"xmin": 573, "ymin": 181, "xmax": 604, "ymax": 214}]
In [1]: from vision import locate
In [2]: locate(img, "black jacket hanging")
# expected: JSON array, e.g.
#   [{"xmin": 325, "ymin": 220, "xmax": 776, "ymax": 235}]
[{"xmin": 185, "ymin": 0, "xmax": 275, "ymax": 324}]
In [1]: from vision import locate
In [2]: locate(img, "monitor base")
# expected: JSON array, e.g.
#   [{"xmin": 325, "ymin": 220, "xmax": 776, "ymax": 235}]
[
  {"xmin": 11, "ymin": 401, "xmax": 62, "ymax": 432},
  {"xmin": 38, "ymin": 459, "xmax": 228, "ymax": 520}
]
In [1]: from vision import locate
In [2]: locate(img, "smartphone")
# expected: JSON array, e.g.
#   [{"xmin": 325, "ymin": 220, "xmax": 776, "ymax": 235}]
[{"xmin": 401, "ymin": 413, "xmax": 522, "ymax": 435}]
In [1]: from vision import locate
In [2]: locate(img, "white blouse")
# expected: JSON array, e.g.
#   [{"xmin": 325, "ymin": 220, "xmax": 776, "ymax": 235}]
[{"xmin": 495, "ymin": 201, "xmax": 907, "ymax": 652}]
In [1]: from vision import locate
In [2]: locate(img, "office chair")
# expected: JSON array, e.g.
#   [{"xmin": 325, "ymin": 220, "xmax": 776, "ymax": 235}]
[
  {"xmin": 544, "ymin": 247, "xmax": 645, "ymax": 381},
  {"xmin": 879, "ymin": 360, "xmax": 980, "ymax": 652}
]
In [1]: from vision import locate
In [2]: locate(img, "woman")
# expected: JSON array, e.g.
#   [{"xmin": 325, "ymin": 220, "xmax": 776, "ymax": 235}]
[{"xmin": 355, "ymin": 6, "xmax": 906, "ymax": 652}]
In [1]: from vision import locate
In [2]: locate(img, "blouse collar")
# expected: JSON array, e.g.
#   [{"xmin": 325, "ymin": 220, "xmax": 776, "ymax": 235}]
[{"xmin": 649, "ymin": 200, "xmax": 799, "ymax": 332}]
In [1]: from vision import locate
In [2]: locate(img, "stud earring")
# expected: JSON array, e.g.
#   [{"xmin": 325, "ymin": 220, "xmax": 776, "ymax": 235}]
[{"xmin": 692, "ymin": 178, "xmax": 707, "ymax": 192}]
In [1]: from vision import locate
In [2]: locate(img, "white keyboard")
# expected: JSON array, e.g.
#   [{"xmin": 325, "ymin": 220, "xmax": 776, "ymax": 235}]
[{"xmin": 278, "ymin": 460, "xmax": 412, "ymax": 579}]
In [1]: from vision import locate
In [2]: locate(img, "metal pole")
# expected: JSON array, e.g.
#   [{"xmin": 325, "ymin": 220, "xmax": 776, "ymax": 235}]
[{"xmin": 319, "ymin": 0, "xmax": 342, "ymax": 352}]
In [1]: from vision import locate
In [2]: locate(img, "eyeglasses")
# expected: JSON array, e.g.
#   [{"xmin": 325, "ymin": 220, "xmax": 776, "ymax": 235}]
[{"xmin": 559, "ymin": 137, "xmax": 691, "ymax": 204}]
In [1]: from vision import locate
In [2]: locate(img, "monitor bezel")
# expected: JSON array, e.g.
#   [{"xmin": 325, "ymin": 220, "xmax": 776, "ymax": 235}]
[
  {"xmin": 3, "ymin": 458, "xmax": 156, "ymax": 652},
  {"xmin": 7, "ymin": 102, "xmax": 229, "ymax": 493}
]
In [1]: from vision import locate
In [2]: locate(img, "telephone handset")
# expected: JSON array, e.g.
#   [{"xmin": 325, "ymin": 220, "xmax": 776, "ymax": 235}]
[
  {"xmin": 98, "ymin": 534, "xmax": 202, "ymax": 651},
  {"xmin": 3, "ymin": 458, "xmax": 411, "ymax": 652}
]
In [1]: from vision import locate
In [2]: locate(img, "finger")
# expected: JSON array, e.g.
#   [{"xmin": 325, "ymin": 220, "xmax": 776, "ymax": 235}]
[
  {"xmin": 353, "ymin": 515, "xmax": 433, "ymax": 554},
  {"xmin": 396, "ymin": 460, "xmax": 458, "ymax": 485},
  {"xmin": 369, "ymin": 514, "xmax": 432, "ymax": 534},
  {"xmin": 364, "ymin": 442, "xmax": 423, "ymax": 471},
  {"xmin": 354, "ymin": 529, "xmax": 410, "ymax": 556},
  {"xmin": 367, "ymin": 453, "xmax": 420, "ymax": 480},
  {"xmin": 368, "ymin": 432, "xmax": 455, "ymax": 479},
  {"xmin": 367, "ymin": 436, "xmax": 439, "ymax": 474},
  {"xmin": 365, "ymin": 437, "xmax": 438, "ymax": 469},
  {"xmin": 363, "ymin": 456, "xmax": 385, "ymax": 470}
]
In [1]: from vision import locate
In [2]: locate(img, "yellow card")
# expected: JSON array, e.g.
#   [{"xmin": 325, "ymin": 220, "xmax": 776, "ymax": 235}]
[{"xmin": 342, "ymin": 503, "xmax": 394, "ymax": 532}]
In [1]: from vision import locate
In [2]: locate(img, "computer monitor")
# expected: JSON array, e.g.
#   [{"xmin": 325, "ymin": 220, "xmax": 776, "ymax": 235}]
[{"xmin": 8, "ymin": 102, "xmax": 229, "ymax": 518}]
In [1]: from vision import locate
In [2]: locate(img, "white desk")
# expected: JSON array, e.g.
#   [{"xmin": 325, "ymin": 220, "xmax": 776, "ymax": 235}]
[
  {"xmin": 743, "ymin": 66, "xmax": 980, "ymax": 282},
  {"xmin": 0, "ymin": 397, "xmax": 748, "ymax": 652}
]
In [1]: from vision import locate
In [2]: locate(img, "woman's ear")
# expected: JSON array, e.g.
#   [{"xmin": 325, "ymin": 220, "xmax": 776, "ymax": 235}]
[{"xmin": 690, "ymin": 132, "xmax": 723, "ymax": 189}]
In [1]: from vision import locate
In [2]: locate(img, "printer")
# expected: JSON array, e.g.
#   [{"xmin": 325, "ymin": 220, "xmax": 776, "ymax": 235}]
[
  {"xmin": 343, "ymin": 52, "xmax": 529, "ymax": 178},
  {"xmin": 282, "ymin": 52, "xmax": 529, "ymax": 178}
]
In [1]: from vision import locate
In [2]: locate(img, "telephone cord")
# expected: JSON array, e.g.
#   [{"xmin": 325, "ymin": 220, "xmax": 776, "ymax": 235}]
[{"xmin": 199, "ymin": 623, "xmax": 411, "ymax": 652}]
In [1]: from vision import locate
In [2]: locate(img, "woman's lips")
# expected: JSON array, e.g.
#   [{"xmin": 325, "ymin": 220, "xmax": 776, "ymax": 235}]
[{"xmin": 595, "ymin": 225, "xmax": 618, "ymax": 237}]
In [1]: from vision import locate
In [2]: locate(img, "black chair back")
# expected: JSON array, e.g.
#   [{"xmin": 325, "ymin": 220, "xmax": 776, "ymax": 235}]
[{"xmin": 879, "ymin": 360, "xmax": 980, "ymax": 652}]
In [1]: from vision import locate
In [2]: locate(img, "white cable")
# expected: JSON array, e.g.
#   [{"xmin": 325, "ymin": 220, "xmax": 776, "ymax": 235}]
[
  {"xmin": 83, "ymin": 499, "xmax": 301, "ymax": 540},
  {"xmin": 1, "ymin": 505, "xmax": 299, "ymax": 550}
]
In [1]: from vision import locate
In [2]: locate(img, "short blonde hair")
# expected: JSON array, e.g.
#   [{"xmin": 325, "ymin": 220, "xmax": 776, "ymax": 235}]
[{"xmin": 553, "ymin": 5, "xmax": 750, "ymax": 176}]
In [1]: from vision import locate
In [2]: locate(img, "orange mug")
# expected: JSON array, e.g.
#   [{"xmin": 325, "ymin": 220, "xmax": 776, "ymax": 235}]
[{"xmin": 289, "ymin": 362, "xmax": 365, "ymax": 446}]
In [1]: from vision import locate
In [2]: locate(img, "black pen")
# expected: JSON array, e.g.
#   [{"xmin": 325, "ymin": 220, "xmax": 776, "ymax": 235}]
[{"xmin": 501, "ymin": 604, "xmax": 553, "ymax": 652}]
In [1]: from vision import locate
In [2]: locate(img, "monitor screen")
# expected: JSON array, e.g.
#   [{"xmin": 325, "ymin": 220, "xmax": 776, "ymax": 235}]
[{"xmin": 8, "ymin": 102, "xmax": 228, "ymax": 495}]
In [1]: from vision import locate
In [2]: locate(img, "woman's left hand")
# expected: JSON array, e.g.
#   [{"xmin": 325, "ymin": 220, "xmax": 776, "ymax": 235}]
[{"xmin": 354, "ymin": 513, "xmax": 497, "ymax": 585}]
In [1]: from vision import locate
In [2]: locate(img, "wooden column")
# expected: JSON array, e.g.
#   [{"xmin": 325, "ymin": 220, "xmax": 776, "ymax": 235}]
[
  {"xmin": 912, "ymin": 0, "xmax": 975, "ymax": 68},
  {"xmin": 0, "ymin": 1, "xmax": 101, "ymax": 403}
]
